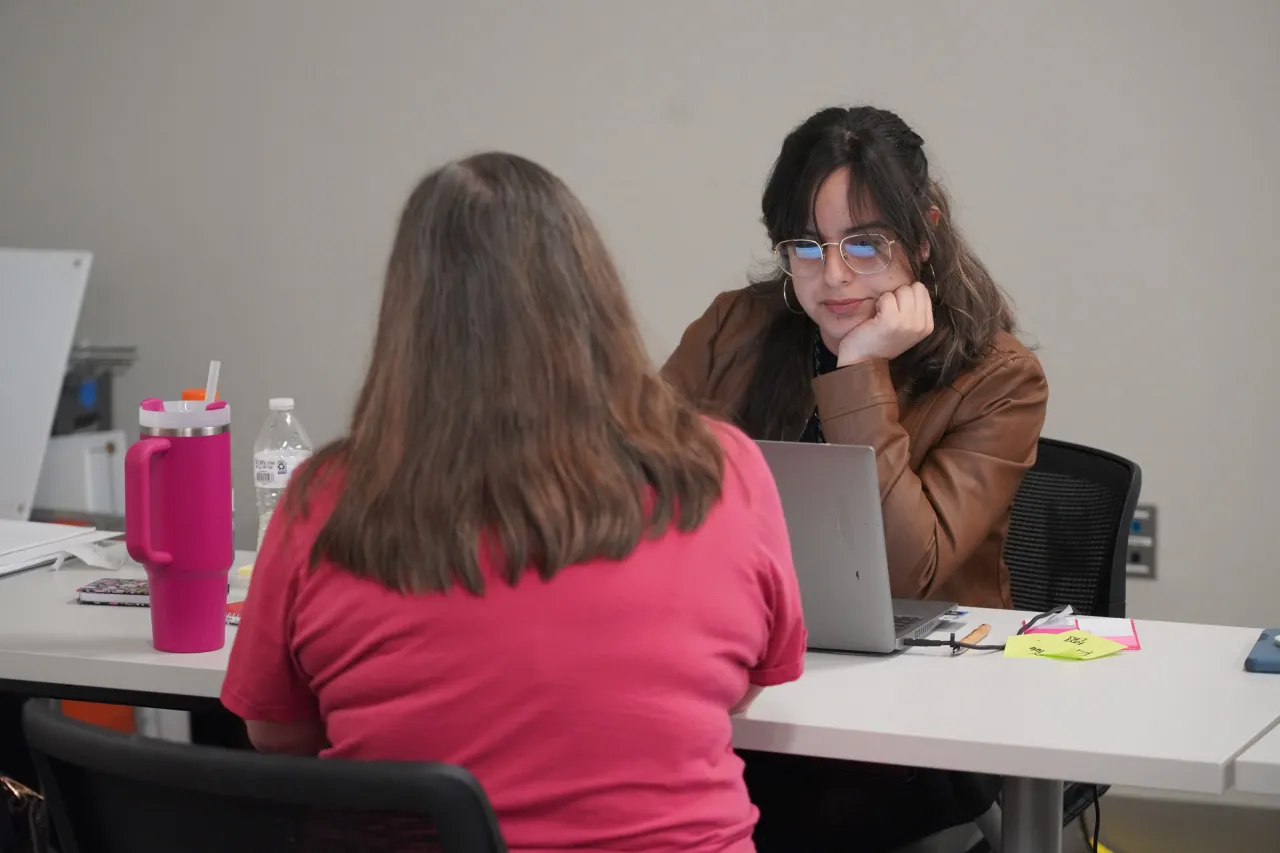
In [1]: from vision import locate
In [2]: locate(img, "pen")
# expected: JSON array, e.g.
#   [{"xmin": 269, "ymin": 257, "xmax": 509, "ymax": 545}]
[{"xmin": 953, "ymin": 623, "xmax": 992, "ymax": 655}]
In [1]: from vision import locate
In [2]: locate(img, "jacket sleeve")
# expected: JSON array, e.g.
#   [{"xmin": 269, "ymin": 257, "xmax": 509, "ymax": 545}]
[
  {"xmin": 812, "ymin": 354, "xmax": 1048, "ymax": 598},
  {"xmin": 660, "ymin": 291, "xmax": 734, "ymax": 404}
]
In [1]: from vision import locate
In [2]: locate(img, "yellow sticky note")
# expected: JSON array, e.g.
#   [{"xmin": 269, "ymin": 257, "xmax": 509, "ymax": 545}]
[
  {"xmin": 1044, "ymin": 630, "xmax": 1124, "ymax": 660},
  {"xmin": 1004, "ymin": 634, "xmax": 1065, "ymax": 658},
  {"xmin": 1004, "ymin": 631, "xmax": 1125, "ymax": 661}
]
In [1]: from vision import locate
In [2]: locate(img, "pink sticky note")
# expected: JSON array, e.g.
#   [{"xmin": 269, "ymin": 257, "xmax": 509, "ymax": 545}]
[
  {"xmin": 1020, "ymin": 617, "xmax": 1142, "ymax": 651},
  {"xmin": 1074, "ymin": 617, "xmax": 1141, "ymax": 651}
]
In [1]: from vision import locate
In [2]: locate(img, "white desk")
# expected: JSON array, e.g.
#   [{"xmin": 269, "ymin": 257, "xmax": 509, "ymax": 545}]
[
  {"xmin": 1235, "ymin": 723, "xmax": 1280, "ymax": 796},
  {"xmin": 735, "ymin": 607, "xmax": 1280, "ymax": 852},
  {"xmin": 3, "ymin": 562, "xmax": 1279, "ymax": 853},
  {"xmin": 0, "ymin": 553, "xmax": 252, "ymax": 707}
]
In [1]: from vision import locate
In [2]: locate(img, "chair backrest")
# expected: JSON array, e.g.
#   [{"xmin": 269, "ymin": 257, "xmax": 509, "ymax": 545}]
[
  {"xmin": 23, "ymin": 700, "xmax": 507, "ymax": 853},
  {"xmin": 1004, "ymin": 438, "xmax": 1141, "ymax": 617}
]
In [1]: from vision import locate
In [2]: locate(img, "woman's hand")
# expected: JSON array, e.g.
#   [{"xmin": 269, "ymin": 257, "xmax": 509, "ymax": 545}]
[{"xmin": 836, "ymin": 281, "xmax": 934, "ymax": 368}]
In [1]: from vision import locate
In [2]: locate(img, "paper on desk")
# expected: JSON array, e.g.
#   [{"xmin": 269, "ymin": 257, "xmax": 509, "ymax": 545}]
[
  {"xmin": 0, "ymin": 520, "xmax": 94, "ymax": 557},
  {"xmin": 1020, "ymin": 606, "xmax": 1077, "ymax": 634},
  {"xmin": 0, "ymin": 530, "xmax": 121, "ymax": 578},
  {"xmin": 1022, "ymin": 612, "xmax": 1141, "ymax": 650},
  {"xmin": 1005, "ymin": 630, "xmax": 1125, "ymax": 661},
  {"xmin": 63, "ymin": 542, "xmax": 126, "ymax": 570},
  {"xmin": 1075, "ymin": 617, "xmax": 1142, "ymax": 651}
]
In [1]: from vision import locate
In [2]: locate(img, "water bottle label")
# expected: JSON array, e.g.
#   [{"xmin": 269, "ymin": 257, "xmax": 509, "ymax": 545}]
[{"xmin": 254, "ymin": 451, "xmax": 312, "ymax": 489}]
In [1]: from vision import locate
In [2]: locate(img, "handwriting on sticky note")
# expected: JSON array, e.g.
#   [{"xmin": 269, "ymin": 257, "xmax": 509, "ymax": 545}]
[
  {"xmin": 1004, "ymin": 635, "xmax": 1058, "ymax": 658},
  {"xmin": 1004, "ymin": 630, "xmax": 1125, "ymax": 661},
  {"xmin": 1053, "ymin": 630, "xmax": 1125, "ymax": 659}
]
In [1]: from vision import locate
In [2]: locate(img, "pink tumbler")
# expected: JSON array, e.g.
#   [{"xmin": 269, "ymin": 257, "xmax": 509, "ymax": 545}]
[{"xmin": 125, "ymin": 398, "xmax": 234, "ymax": 653}]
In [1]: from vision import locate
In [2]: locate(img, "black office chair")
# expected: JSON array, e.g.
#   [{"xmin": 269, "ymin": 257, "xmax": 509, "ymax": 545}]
[
  {"xmin": 23, "ymin": 699, "xmax": 508, "ymax": 853},
  {"xmin": 1005, "ymin": 437, "xmax": 1141, "ymax": 841},
  {"xmin": 918, "ymin": 438, "xmax": 1143, "ymax": 853},
  {"xmin": 1005, "ymin": 437, "xmax": 1141, "ymax": 618}
]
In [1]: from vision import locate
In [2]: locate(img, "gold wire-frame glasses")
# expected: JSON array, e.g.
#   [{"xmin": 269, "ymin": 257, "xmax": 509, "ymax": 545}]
[{"xmin": 772, "ymin": 234, "xmax": 896, "ymax": 278}]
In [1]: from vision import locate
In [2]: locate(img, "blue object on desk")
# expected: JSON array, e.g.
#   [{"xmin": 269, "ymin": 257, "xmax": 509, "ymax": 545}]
[{"xmin": 1244, "ymin": 629, "xmax": 1280, "ymax": 673}]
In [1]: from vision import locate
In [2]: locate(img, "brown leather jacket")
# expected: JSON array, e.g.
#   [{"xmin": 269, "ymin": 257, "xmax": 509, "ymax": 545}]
[{"xmin": 661, "ymin": 288, "xmax": 1048, "ymax": 609}]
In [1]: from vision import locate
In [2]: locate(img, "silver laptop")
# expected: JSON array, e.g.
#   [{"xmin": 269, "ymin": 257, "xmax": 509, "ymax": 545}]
[{"xmin": 756, "ymin": 441, "xmax": 954, "ymax": 654}]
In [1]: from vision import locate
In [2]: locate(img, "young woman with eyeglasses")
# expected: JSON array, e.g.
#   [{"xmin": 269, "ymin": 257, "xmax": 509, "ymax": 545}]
[
  {"xmin": 663, "ymin": 106, "xmax": 1048, "ymax": 850},
  {"xmin": 666, "ymin": 104, "xmax": 1047, "ymax": 609}
]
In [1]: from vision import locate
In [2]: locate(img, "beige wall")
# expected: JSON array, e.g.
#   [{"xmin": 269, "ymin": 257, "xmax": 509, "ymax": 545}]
[{"xmin": 1, "ymin": 0, "xmax": 1277, "ymax": 626}]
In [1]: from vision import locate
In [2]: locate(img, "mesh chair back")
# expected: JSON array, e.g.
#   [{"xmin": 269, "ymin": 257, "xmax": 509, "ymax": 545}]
[
  {"xmin": 1004, "ymin": 438, "xmax": 1141, "ymax": 617},
  {"xmin": 951, "ymin": 438, "xmax": 1141, "ymax": 841},
  {"xmin": 23, "ymin": 700, "xmax": 507, "ymax": 853}
]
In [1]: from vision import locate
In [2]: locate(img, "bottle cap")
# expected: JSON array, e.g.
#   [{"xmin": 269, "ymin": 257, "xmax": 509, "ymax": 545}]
[
  {"xmin": 269, "ymin": 397, "xmax": 295, "ymax": 411},
  {"xmin": 181, "ymin": 388, "xmax": 220, "ymax": 402}
]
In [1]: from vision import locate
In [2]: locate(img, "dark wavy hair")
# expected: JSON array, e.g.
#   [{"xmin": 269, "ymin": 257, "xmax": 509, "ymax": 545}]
[
  {"xmin": 737, "ymin": 106, "xmax": 1015, "ymax": 440},
  {"xmin": 291, "ymin": 152, "xmax": 724, "ymax": 594}
]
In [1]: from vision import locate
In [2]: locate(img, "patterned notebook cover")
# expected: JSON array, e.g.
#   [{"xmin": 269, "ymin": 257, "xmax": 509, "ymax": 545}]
[{"xmin": 77, "ymin": 577, "xmax": 149, "ymax": 606}]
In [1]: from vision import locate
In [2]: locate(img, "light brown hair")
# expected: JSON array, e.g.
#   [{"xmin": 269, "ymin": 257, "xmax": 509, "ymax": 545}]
[{"xmin": 291, "ymin": 152, "xmax": 724, "ymax": 594}]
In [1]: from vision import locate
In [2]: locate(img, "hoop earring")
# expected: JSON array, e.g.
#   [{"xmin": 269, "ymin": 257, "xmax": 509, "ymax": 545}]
[
  {"xmin": 782, "ymin": 279, "xmax": 805, "ymax": 315},
  {"xmin": 927, "ymin": 262, "xmax": 937, "ymax": 284}
]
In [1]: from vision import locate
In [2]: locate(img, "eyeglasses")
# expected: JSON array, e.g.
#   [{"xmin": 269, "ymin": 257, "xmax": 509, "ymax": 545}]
[{"xmin": 772, "ymin": 234, "xmax": 896, "ymax": 278}]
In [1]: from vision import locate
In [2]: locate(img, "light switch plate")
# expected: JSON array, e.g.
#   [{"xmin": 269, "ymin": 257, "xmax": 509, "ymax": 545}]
[{"xmin": 1126, "ymin": 504, "xmax": 1156, "ymax": 579}]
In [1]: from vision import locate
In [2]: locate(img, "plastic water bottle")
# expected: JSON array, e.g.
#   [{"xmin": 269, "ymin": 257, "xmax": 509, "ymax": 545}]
[{"xmin": 252, "ymin": 398, "xmax": 313, "ymax": 551}]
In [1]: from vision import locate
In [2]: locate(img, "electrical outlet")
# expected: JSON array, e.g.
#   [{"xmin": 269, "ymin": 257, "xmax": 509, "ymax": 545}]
[{"xmin": 1126, "ymin": 504, "xmax": 1156, "ymax": 579}]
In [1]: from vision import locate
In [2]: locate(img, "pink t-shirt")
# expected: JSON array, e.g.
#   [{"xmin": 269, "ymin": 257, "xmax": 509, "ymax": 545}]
[{"xmin": 222, "ymin": 422, "xmax": 806, "ymax": 853}]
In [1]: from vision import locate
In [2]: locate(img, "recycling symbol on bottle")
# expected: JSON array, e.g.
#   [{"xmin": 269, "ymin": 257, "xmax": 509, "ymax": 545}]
[{"xmin": 277, "ymin": 460, "xmax": 287, "ymax": 474}]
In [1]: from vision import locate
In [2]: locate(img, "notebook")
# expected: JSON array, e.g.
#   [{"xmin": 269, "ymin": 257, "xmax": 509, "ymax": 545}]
[
  {"xmin": 77, "ymin": 577, "xmax": 149, "ymax": 606},
  {"xmin": 78, "ymin": 577, "xmax": 239, "ymax": 623}
]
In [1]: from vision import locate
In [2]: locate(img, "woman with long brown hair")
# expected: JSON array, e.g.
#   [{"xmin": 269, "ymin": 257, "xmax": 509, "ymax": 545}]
[
  {"xmin": 667, "ymin": 104, "xmax": 1048, "ymax": 609},
  {"xmin": 663, "ymin": 106, "xmax": 1048, "ymax": 850},
  {"xmin": 222, "ymin": 152, "xmax": 806, "ymax": 853}
]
